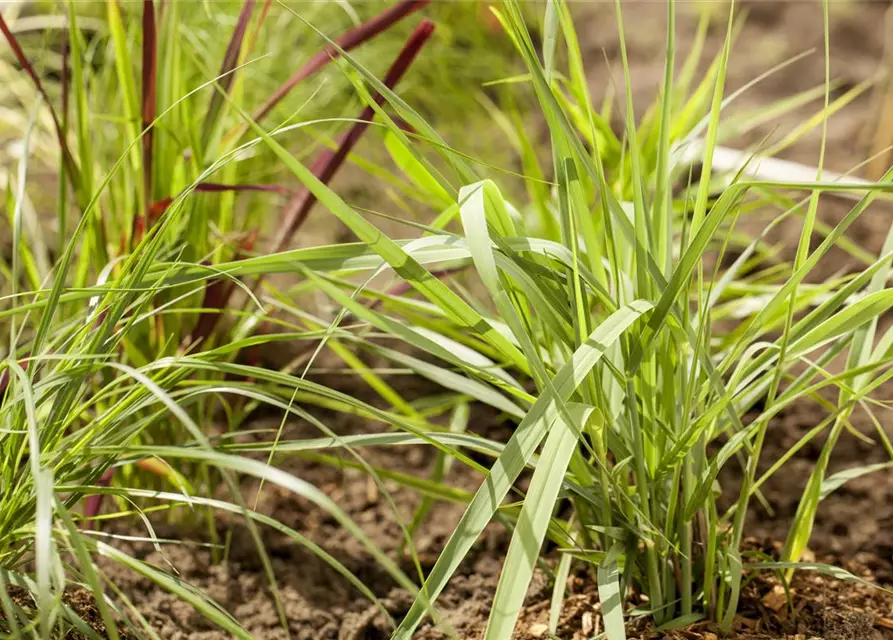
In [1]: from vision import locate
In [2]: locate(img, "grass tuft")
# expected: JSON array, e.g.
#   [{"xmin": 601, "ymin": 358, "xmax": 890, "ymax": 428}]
[{"xmin": 3, "ymin": 1, "xmax": 892, "ymax": 638}]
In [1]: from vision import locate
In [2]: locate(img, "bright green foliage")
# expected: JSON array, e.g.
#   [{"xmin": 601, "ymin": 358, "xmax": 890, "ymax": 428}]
[
  {"xmin": 0, "ymin": 1, "xmax": 510, "ymax": 636},
  {"xmin": 3, "ymin": 0, "xmax": 893, "ymax": 638},
  {"xmin": 251, "ymin": 1, "xmax": 893, "ymax": 637}
]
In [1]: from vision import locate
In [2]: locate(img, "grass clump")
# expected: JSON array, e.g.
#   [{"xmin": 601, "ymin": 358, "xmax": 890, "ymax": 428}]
[
  {"xmin": 250, "ymin": 1, "xmax": 893, "ymax": 637},
  {"xmin": 2, "ymin": 0, "xmax": 893, "ymax": 638},
  {"xmin": 0, "ymin": 1, "xmax": 462, "ymax": 636}
]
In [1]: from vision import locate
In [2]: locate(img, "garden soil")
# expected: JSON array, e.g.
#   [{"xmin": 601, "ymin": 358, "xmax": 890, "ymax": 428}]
[{"xmin": 99, "ymin": 2, "xmax": 893, "ymax": 638}]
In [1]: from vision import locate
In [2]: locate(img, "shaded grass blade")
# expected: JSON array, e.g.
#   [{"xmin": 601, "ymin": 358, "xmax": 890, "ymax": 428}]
[{"xmin": 270, "ymin": 19, "xmax": 436, "ymax": 252}]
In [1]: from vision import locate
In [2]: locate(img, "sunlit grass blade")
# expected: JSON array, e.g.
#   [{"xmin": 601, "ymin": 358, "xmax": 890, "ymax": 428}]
[
  {"xmin": 231, "ymin": 0, "xmax": 429, "ymax": 139},
  {"xmin": 270, "ymin": 20, "xmax": 435, "ymax": 253},
  {"xmin": 393, "ymin": 300, "xmax": 652, "ymax": 638},
  {"xmin": 201, "ymin": 0, "xmax": 255, "ymax": 151},
  {"xmin": 485, "ymin": 404, "xmax": 595, "ymax": 639}
]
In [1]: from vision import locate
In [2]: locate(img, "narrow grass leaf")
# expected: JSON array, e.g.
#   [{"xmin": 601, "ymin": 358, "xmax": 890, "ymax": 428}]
[
  {"xmin": 598, "ymin": 544, "xmax": 627, "ymax": 640},
  {"xmin": 393, "ymin": 300, "xmax": 652, "ymax": 638},
  {"xmin": 820, "ymin": 463, "xmax": 893, "ymax": 500},
  {"xmin": 485, "ymin": 404, "xmax": 595, "ymax": 639},
  {"xmin": 748, "ymin": 562, "xmax": 891, "ymax": 592},
  {"xmin": 246, "ymin": 0, "xmax": 429, "ymax": 127},
  {"xmin": 201, "ymin": 0, "xmax": 256, "ymax": 150},
  {"xmin": 271, "ymin": 20, "xmax": 436, "ymax": 252}
]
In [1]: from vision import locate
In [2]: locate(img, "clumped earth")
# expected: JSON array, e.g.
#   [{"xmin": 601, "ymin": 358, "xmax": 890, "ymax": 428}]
[
  {"xmin": 98, "ymin": 395, "xmax": 893, "ymax": 640},
  {"xmin": 81, "ymin": 2, "xmax": 893, "ymax": 638}
]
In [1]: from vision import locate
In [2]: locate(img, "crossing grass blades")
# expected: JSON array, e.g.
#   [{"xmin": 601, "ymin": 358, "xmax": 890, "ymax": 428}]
[
  {"xmin": 263, "ymin": 1, "xmax": 893, "ymax": 637},
  {"xmin": 3, "ymin": 0, "xmax": 893, "ymax": 638}
]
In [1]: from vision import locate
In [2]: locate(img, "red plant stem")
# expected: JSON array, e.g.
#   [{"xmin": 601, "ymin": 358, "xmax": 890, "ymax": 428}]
[
  {"xmin": 222, "ymin": 20, "xmax": 436, "ymax": 369},
  {"xmin": 124, "ymin": 183, "xmax": 290, "ymax": 248},
  {"xmin": 246, "ymin": 0, "xmax": 273, "ymax": 56},
  {"xmin": 392, "ymin": 116, "xmax": 417, "ymax": 135},
  {"xmin": 227, "ymin": 265, "xmax": 461, "ymax": 417},
  {"xmin": 188, "ymin": 229, "xmax": 259, "ymax": 349},
  {"xmin": 141, "ymin": 0, "xmax": 158, "ymax": 237},
  {"xmin": 0, "ymin": 12, "xmax": 80, "ymax": 189},
  {"xmin": 191, "ymin": 16, "xmax": 434, "ymax": 389},
  {"xmin": 147, "ymin": 183, "xmax": 292, "ymax": 224},
  {"xmin": 83, "ymin": 459, "xmax": 169, "ymax": 530},
  {"xmin": 249, "ymin": 0, "xmax": 429, "ymax": 127},
  {"xmin": 271, "ymin": 19, "xmax": 436, "ymax": 253},
  {"xmin": 82, "ymin": 468, "xmax": 116, "ymax": 530},
  {"xmin": 217, "ymin": 0, "xmax": 256, "ymax": 98},
  {"xmin": 202, "ymin": 0, "xmax": 256, "ymax": 146},
  {"xmin": 58, "ymin": 31, "xmax": 70, "ymax": 256}
]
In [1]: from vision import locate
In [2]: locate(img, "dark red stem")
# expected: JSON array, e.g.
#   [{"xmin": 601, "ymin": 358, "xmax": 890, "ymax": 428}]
[
  {"xmin": 82, "ymin": 468, "xmax": 116, "ymax": 530},
  {"xmin": 271, "ymin": 19, "xmax": 436, "ymax": 252},
  {"xmin": 246, "ymin": 0, "xmax": 273, "ymax": 55},
  {"xmin": 202, "ymin": 0, "xmax": 256, "ymax": 146},
  {"xmin": 147, "ymin": 183, "xmax": 292, "ymax": 224},
  {"xmin": 250, "ymin": 0, "xmax": 430, "ymax": 126},
  {"xmin": 141, "ymin": 0, "xmax": 158, "ymax": 233},
  {"xmin": 0, "ymin": 12, "xmax": 80, "ymax": 189},
  {"xmin": 188, "ymin": 229, "xmax": 259, "ymax": 349}
]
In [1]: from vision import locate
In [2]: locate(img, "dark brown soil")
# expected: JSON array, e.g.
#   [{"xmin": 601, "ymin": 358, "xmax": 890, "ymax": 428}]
[
  {"xmin": 94, "ymin": 395, "xmax": 893, "ymax": 640},
  {"xmin": 76, "ymin": 2, "xmax": 893, "ymax": 639},
  {"xmin": 1, "ymin": 586, "xmax": 136, "ymax": 640}
]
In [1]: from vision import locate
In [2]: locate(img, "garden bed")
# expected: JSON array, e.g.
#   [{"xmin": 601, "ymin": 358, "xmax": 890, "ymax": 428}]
[
  {"xmin": 6, "ymin": 1, "xmax": 893, "ymax": 638},
  {"xmin": 96, "ymin": 2, "xmax": 893, "ymax": 638},
  {"xmin": 98, "ymin": 391, "xmax": 893, "ymax": 639}
]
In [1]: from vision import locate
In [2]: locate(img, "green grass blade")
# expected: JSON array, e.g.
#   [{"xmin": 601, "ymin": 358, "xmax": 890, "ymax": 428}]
[
  {"xmin": 598, "ymin": 544, "xmax": 627, "ymax": 640},
  {"xmin": 392, "ymin": 300, "xmax": 652, "ymax": 638},
  {"xmin": 485, "ymin": 404, "xmax": 595, "ymax": 639}
]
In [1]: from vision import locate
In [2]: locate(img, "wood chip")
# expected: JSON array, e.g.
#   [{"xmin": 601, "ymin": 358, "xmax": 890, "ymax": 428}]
[
  {"xmin": 761, "ymin": 584, "xmax": 787, "ymax": 612},
  {"xmin": 703, "ymin": 633, "xmax": 718, "ymax": 640},
  {"xmin": 529, "ymin": 623, "xmax": 549, "ymax": 637},
  {"xmin": 582, "ymin": 611, "xmax": 594, "ymax": 635},
  {"xmin": 876, "ymin": 616, "xmax": 893, "ymax": 629}
]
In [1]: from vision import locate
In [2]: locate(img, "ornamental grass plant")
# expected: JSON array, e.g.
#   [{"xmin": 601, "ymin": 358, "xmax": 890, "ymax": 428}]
[{"xmin": 2, "ymin": 0, "xmax": 893, "ymax": 638}]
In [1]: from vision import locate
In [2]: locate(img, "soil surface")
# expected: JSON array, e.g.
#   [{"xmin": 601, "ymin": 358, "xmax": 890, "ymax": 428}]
[
  {"xmin": 87, "ymin": 2, "xmax": 893, "ymax": 639},
  {"xmin": 98, "ymin": 403, "xmax": 893, "ymax": 639}
]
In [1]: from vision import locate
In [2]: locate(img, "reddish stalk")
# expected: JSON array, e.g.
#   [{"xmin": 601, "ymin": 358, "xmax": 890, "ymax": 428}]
[
  {"xmin": 123, "ymin": 183, "xmax": 290, "ymax": 250},
  {"xmin": 201, "ymin": 0, "xmax": 257, "ymax": 147},
  {"xmin": 58, "ymin": 30, "xmax": 70, "ymax": 256},
  {"xmin": 82, "ymin": 458, "xmax": 174, "ymax": 530},
  {"xmin": 146, "ymin": 183, "xmax": 291, "ymax": 224},
  {"xmin": 187, "ymin": 229, "xmax": 259, "ymax": 349},
  {"xmin": 246, "ymin": 0, "xmax": 273, "ymax": 56},
  {"xmin": 0, "ymin": 12, "xmax": 80, "ymax": 189},
  {"xmin": 223, "ymin": 0, "xmax": 429, "ymax": 144},
  {"xmin": 81, "ymin": 468, "xmax": 115, "ymax": 530},
  {"xmin": 270, "ymin": 19, "xmax": 436, "ymax": 253},
  {"xmin": 140, "ymin": 0, "xmax": 158, "ymax": 239},
  {"xmin": 211, "ymin": 22, "xmax": 435, "ymax": 387}
]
